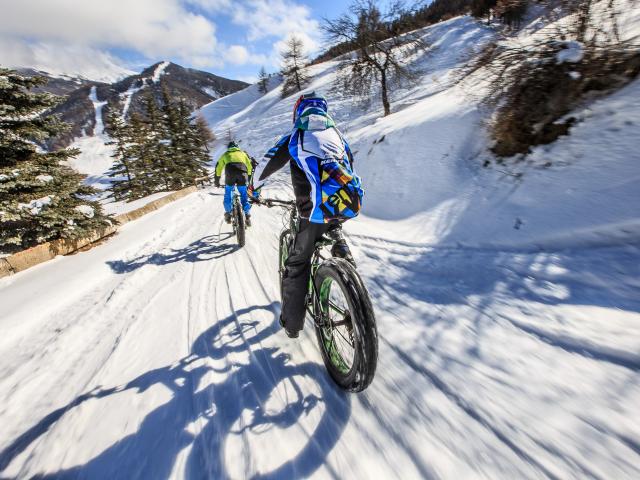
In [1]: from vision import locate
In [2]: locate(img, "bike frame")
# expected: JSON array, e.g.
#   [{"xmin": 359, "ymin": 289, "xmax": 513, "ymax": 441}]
[
  {"xmin": 231, "ymin": 191, "xmax": 242, "ymax": 227},
  {"xmin": 260, "ymin": 198, "xmax": 339, "ymax": 329}
]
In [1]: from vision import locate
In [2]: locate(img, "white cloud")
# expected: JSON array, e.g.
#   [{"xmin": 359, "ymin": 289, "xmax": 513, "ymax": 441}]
[
  {"xmin": 231, "ymin": 0, "xmax": 319, "ymax": 43},
  {"xmin": 223, "ymin": 45, "xmax": 268, "ymax": 66},
  {"xmin": 0, "ymin": 0, "xmax": 220, "ymax": 68},
  {"xmin": 213, "ymin": 0, "xmax": 323, "ymax": 73},
  {"xmin": 0, "ymin": 36, "xmax": 134, "ymax": 82},
  {"xmin": 0, "ymin": 0, "xmax": 218, "ymax": 57},
  {"xmin": 0, "ymin": 0, "xmax": 323, "ymax": 78}
]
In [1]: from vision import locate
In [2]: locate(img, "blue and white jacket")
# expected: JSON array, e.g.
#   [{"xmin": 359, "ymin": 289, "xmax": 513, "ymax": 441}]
[{"xmin": 252, "ymin": 108, "xmax": 363, "ymax": 223}]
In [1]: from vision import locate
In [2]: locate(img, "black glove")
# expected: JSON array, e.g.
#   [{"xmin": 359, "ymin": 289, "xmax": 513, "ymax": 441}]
[{"xmin": 214, "ymin": 176, "xmax": 221, "ymax": 188}]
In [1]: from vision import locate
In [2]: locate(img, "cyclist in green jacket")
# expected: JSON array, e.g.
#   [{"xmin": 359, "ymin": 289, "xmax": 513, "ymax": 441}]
[{"xmin": 214, "ymin": 142, "xmax": 253, "ymax": 225}]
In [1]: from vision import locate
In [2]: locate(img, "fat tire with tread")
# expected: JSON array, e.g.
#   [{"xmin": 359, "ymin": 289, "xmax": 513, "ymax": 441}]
[
  {"xmin": 314, "ymin": 258, "xmax": 378, "ymax": 392},
  {"xmin": 234, "ymin": 201, "xmax": 246, "ymax": 247}
]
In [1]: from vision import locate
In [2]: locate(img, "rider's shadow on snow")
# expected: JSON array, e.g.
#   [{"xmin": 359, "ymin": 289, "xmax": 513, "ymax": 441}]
[
  {"xmin": 3, "ymin": 303, "xmax": 351, "ymax": 480},
  {"xmin": 107, "ymin": 233, "xmax": 239, "ymax": 273}
]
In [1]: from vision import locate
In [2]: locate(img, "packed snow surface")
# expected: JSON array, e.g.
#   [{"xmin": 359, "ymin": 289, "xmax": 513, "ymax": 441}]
[
  {"xmin": 67, "ymin": 88, "xmax": 113, "ymax": 185},
  {"xmin": 1, "ymin": 14, "xmax": 639, "ymax": 480}
]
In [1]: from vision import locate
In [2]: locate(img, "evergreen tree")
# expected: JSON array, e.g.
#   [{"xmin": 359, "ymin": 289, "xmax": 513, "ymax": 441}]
[
  {"xmin": 107, "ymin": 83, "xmax": 213, "ymax": 200},
  {"xmin": 127, "ymin": 112, "xmax": 156, "ymax": 196},
  {"xmin": 280, "ymin": 36, "xmax": 310, "ymax": 98},
  {"xmin": 471, "ymin": 0, "xmax": 498, "ymax": 23},
  {"xmin": 161, "ymin": 88, "xmax": 209, "ymax": 188},
  {"xmin": 142, "ymin": 92, "xmax": 171, "ymax": 191},
  {"xmin": 107, "ymin": 109, "xmax": 156, "ymax": 200},
  {"xmin": 194, "ymin": 115, "xmax": 215, "ymax": 146},
  {"xmin": 258, "ymin": 67, "xmax": 270, "ymax": 94},
  {"xmin": 495, "ymin": 0, "xmax": 528, "ymax": 28},
  {"xmin": 0, "ymin": 68, "xmax": 109, "ymax": 252},
  {"xmin": 105, "ymin": 108, "xmax": 134, "ymax": 201},
  {"xmin": 160, "ymin": 85, "xmax": 183, "ymax": 189},
  {"xmin": 172, "ymin": 100, "xmax": 209, "ymax": 186}
]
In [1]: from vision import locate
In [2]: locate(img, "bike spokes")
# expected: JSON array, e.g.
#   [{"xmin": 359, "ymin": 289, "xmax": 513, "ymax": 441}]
[{"xmin": 319, "ymin": 277, "xmax": 355, "ymax": 374}]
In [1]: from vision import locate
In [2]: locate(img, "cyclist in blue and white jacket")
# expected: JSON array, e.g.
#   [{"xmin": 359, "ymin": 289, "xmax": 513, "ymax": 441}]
[{"xmin": 250, "ymin": 92, "xmax": 363, "ymax": 338}]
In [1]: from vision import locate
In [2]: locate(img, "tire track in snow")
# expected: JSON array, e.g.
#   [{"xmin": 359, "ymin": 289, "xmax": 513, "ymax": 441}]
[{"xmin": 382, "ymin": 337, "xmax": 562, "ymax": 480}]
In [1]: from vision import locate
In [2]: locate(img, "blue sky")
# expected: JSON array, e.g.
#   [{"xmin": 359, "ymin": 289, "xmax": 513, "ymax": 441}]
[
  {"xmin": 126, "ymin": 0, "xmax": 355, "ymax": 81},
  {"xmin": 0, "ymin": 0, "xmax": 414, "ymax": 83}
]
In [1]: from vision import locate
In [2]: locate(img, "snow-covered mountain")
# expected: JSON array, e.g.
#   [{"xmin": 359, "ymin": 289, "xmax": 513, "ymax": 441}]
[
  {"xmin": 21, "ymin": 62, "xmax": 249, "ymax": 149},
  {"xmin": 16, "ymin": 68, "xmax": 94, "ymax": 96}
]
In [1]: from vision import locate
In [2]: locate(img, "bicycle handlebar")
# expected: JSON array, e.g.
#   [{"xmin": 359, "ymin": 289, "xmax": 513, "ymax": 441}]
[{"xmin": 251, "ymin": 198, "xmax": 296, "ymax": 208}]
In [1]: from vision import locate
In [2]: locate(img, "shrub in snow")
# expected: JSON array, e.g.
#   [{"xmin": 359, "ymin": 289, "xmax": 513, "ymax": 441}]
[
  {"xmin": 0, "ymin": 68, "xmax": 110, "ymax": 252},
  {"xmin": 461, "ymin": 0, "xmax": 640, "ymax": 158},
  {"xmin": 494, "ymin": 0, "xmax": 528, "ymax": 29}
]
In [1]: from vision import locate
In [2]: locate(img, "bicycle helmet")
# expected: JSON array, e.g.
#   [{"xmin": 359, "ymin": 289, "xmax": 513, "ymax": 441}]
[{"xmin": 293, "ymin": 92, "xmax": 328, "ymax": 123}]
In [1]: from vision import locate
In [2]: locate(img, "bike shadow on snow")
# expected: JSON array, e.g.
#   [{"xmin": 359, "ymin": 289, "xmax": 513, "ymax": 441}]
[
  {"xmin": 106, "ymin": 233, "xmax": 239, "ymax": 274},
  {"xmin": 1, "ymin": 303, "xmax": 351, "ymax": 479}
]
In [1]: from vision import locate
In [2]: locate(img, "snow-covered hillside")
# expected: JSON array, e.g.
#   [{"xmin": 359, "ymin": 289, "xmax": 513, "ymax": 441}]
[
  {"xmin": 1, "ymin": 14, "xmax": 639, "ymax": 480},
  {"xmin": 201, "ymin": 15, "xmax": 640, "ymax": 249}
]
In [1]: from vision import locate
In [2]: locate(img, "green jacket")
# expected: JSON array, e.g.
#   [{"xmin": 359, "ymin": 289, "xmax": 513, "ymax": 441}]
[{"xmin": 215, "ymin": 147, "xmax": 253, "ymax": 177}]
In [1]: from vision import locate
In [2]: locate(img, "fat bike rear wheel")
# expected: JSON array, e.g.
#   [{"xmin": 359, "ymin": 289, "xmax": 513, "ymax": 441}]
[
  {"xmin": 313, "ymin": 258, "xmax": 378, "ymax": 392},
  {"xmin": 278, "ymin": 229, "xmax": 293, "ymax": 300},
  {"xmin": 234, "ymin": 201, "xmax": 246, "ymax": 247}
]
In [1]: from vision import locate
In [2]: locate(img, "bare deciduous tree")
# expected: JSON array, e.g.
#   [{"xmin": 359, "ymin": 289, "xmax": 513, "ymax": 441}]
[
  {"xmin": 324, "ymin": 0, "xmax": 425, "ymax": 116},
  {"xmin": 280, "ymin": 36, "xmax": 310, "ymax": 98},
  {"xmin": 495, "ymin": 0, "xmax": 528, "ymax": 29}
]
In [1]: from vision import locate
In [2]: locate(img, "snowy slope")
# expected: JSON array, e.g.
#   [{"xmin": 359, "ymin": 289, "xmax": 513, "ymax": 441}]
[
  {"xmin": 67, "ymin": 86, "xmax": 115, "ymax": 193},
  {"xmin": 201, "ymin": 15, "xmax": 640, "ymax": 249},
  {"xmin": 1, "ymin": 14, "xmax": 639, "ymax": 480}
]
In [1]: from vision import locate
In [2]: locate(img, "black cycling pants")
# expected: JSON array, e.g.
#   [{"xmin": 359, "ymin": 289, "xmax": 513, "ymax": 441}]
[
  {"xmin": 281, "ymin": 219, "xmax": 330, "ymax": 333},
  {"xmin": 225, "ymin": 170, "xmax": 248, "ymax": 186}
]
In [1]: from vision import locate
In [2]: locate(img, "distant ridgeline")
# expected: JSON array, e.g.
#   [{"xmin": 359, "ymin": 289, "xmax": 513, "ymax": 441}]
[{"xmin": 19, "ymin": 62, "xmax": 248, "ymax": 149}]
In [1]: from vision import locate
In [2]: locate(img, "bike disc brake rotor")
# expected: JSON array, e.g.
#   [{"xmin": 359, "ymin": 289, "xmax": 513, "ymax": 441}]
[{"xmin": 319, "ymin": 277, "xmax": 355, "ymax": 374}]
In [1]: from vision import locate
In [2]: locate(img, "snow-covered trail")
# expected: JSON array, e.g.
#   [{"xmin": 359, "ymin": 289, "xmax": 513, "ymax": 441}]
[
  {"xmin": 0, "ymin": 187, "xmax": 639, "ymax": 479},
  {"xmin": 0, "ymin": 188, "xmax": 349, "ymax": 479}
]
